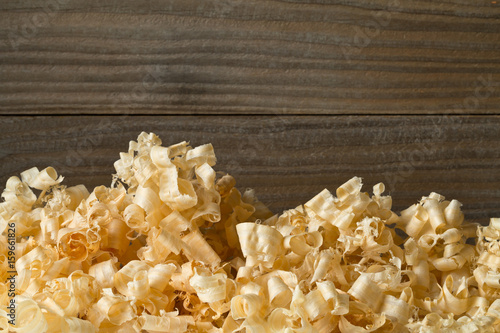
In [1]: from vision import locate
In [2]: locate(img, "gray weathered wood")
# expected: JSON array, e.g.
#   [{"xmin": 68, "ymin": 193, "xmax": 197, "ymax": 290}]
[
  {"xmin": 0, "ymin": 115, "xmax": 498, "ymax": 224},
  {"xmin": 0, "ymin": 0, "xmax": 499, "ymax": 114}
]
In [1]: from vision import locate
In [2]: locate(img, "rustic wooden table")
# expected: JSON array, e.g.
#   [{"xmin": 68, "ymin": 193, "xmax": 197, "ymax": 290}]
[{"xmin": 0, "ymin": 1, "xmax": 499, "ymax": 223}]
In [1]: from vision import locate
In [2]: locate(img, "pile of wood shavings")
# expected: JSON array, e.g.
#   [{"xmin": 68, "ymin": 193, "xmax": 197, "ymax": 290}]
[{"xmin": 1, "ymin": 132, "xmax": 500, "ymax": 332}]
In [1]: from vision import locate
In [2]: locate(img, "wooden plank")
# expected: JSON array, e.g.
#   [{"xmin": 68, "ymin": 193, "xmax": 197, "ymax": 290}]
[
  {"xmin": 0, "ymin": 115, "xmax": 498, "ymax": 224},
  {"xmin": 0, "ymin": 0, "xmax": 499, "ymax": 115}
]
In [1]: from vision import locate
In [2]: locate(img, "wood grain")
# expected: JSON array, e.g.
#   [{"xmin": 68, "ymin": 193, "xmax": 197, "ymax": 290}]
[
  {"xmin": 0, "ymin": 115, "xmax": 498, "ymax": 224},
  {"xmin": 1, "ymin": 0, "xmax": 499, "ymax": 115}
]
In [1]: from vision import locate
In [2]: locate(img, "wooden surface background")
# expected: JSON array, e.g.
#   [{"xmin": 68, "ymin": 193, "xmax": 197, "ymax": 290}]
[{"xmin": 0, "ymin": 1, "xmax": 499, "ymax": 224}]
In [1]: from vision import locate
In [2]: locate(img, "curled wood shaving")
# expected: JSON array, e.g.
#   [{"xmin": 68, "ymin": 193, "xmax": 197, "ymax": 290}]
[{"xmin": 1, "ymin": 132, "xmax": 499, "ymax": 332}]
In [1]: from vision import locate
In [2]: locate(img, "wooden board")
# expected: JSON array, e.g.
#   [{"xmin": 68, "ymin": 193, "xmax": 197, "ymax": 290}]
[
  {"xmin": 0, "ymin": 115, "xmax": 498, "ymax": 224},
  {"xmin": 1, "ymin": 0, "xmax": 499, "ymax": 115},
  {"xmin": 1, "ymin": 1, "xmax": 499, "ymax": 223}
]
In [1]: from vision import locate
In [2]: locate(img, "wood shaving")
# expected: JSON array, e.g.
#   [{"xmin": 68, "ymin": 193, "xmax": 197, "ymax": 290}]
[{"xmin": 1, "ymin": 132, "xmax": 499, "ymax": 332}]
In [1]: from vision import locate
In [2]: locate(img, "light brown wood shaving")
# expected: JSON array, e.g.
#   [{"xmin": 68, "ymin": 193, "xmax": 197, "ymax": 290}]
[{"xmin": 1, "ymin": 132, "xmax": 499, "ymax": 332}]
